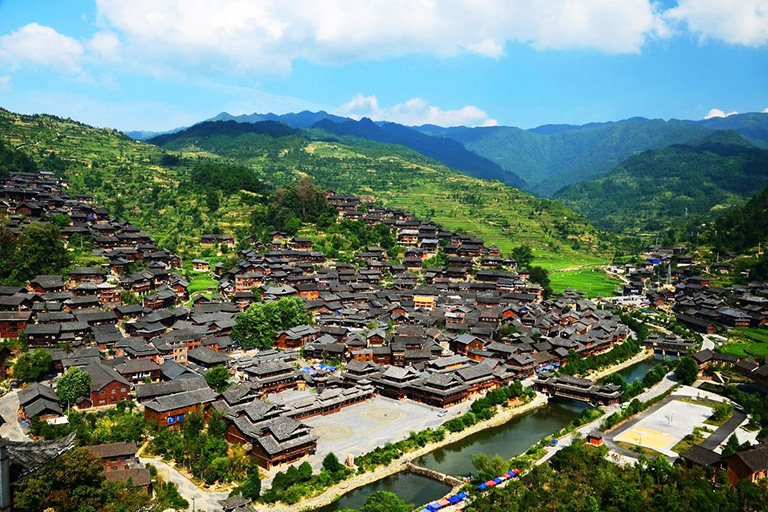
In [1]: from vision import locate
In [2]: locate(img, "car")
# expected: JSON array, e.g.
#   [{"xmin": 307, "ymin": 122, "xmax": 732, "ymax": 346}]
[{"xmin": 438, "ymin": 409, "xmax": 448, "ymax": 417}]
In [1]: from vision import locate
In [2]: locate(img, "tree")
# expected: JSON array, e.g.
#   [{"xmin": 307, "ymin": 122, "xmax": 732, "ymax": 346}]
[
  {"xmin": 358, "ymin": 491, "xmax": 412, "ymax": 512},
  {"xmin": 527, "ymin": 266, "xmax": 552, "ymax": 298},
  {"xmin": 510, "ymin": 244, "xmax": 534, "ymax": 268},
  {"xmin": 238, "ymin": 459, "xmax": 262, "ymax": 500},
  {"xmin": 13, "ymin": 349, "xmax": 52, "ymax": 382},
  {"xmin": 675, "ymin": 357, "xmax": 699, "ymax": 385},
  {"xmin": 13, "ymin": 447, "xmax": 149, "ymax": 512},
  {"xmin": 205, "ymin": 365, "xmax": 231, "ymax": 392},
  {"xmin": 322, "ymin": 452, "xmax": 344, "ymax": 474},
  {"xmin": 231, "ymin": 296, "xmax": 311, "ymax": 349},
  {"xmin": 10, "ymin": 223, "xmax": 71, "ymax": 283},
  {"xmin": 57, "ymin": 367, "xmax": 91, "ymax": 408},
  {"xmin": 472, "ymin": 452, "xmax": 509, "ymax": 482}
]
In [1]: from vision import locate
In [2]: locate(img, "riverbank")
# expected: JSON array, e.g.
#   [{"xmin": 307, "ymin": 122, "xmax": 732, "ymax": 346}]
[
  {"xmin": 259, "ymin": 393, "xmax": 550, "ymax": 512},
  {"xmin": 585, "ymin": 348, "xmax": 654, "ymax": 382}
]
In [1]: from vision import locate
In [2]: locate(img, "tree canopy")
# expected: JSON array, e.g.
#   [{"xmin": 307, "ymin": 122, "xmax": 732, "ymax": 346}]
[
  {"xmin": 57, "ymin": 367, "xmax": 92, "ymax": 408},
  {"xmin": 231, "ymin": 296, "xmax": 312, "ymax": 349},
  {"xmin": 13, "ymin": 349, "xmax": 52, "ymax": 382}
]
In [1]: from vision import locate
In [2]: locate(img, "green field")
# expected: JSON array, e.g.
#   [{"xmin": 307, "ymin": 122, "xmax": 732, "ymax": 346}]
[
  {"xmin": 188, "ymin": 276, "xmax": 219, "ymax": 294},
  {"xmin": 550, "ymin": 268, "xmax": 622, "ymax": 298},
  {"xmin": 721, "ymin": 328, "xmax": 768, "ymax": 359}
]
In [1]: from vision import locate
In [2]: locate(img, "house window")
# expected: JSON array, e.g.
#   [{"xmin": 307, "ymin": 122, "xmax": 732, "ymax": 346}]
[
  {"xmin": 100, "ymin": 390, "xmax": 105, "ymax": 395},
  {"xmin": 121, "ymin": 387, "xmax": 127, "ymax": 392}
]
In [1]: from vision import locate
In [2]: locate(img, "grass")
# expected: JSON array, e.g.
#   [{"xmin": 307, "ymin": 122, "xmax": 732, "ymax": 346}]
[
  {"xmin": 188, "ymin": 276, "xmax": 219, "ymax": 294},
  {"xmin": 671, "ymin": 426, "xmax": 713, "ymax": 454},
  {"xmin": 720, "ymin": 328, "xmax": 768, "ymax": 359},
  {"xmin": 550, "ymin": 267, "xmax": 622, "ymax": 297}
]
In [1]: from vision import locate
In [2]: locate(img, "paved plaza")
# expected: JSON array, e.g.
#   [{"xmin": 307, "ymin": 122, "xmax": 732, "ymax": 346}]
[
  {"xmin": 614, "ymin": 400, "xmax": 713, "ymax": 456},
  {"xmin": 302, "ymin": 395, "xmax": 471, "ymax": 470}
]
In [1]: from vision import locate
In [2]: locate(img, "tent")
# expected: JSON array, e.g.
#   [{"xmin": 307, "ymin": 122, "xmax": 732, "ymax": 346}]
[
  {"xmin": 456, "ymin": 492, "xmax": 468, "ymax": 500},
  {"xmin": 477, "ymin": 483, "xmax": 488, "ymax": 490},
  {"xmin": 437, "ymin": 499, "xmax": 451, "ymax": 507},
  {"xmin": 485, "ymin": 480, "xmax": 497, "ymax": 487},
  {"xmin": 425, "ymin": 504, "xmax": 440, "ymax": 512},
  {"xmin": 447, "ymin": 496, "xmax": 462, "ymax": 504},
  {"xmin": 493, "ymin": 477, "xmax": 504, "ymax": 484}
]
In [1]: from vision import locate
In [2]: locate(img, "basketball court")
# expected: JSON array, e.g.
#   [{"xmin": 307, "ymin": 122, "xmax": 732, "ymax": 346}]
[{"xmin": 614, "ymin": 400, "xmax": 713, "ymax": 456}]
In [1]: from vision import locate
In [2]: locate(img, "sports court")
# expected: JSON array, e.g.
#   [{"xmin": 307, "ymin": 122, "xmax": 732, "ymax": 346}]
[{"xmin": 614, "ymin": 400, "xmax": 713, "ymax": 456}]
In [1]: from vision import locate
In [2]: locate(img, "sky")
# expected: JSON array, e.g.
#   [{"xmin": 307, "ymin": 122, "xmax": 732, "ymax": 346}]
[{"xmin": 0, "ymin": 0, "xmax": 766, "ymax": 131}]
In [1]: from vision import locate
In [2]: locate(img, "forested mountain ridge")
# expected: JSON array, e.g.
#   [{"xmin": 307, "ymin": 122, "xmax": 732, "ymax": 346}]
[
  {"xmin": 553, "ymin": 131, "xmax": 768, "ymax": 235},
  {"xmin": 147, "ymin": 117, "xmax": 608, "ymax": 266},
  {"xmin": 130, "ymin": 111, "xmax": 768, "ymax": 198},
  {"xmin": 0, "ymin": 107, "xmax": 608, "ymax": 268},
  {"xmin": 420, "ymin": 113, "xmax": 768, "ymax": 196}
]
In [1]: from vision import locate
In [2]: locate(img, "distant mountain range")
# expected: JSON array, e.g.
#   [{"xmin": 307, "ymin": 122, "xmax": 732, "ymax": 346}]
[
  {"xmin": 132, "ymin": 110, "xmax": 768, "ymax": 198},
  {"xmin": 554, "ymin": 130, "xmax": 768, "ymax": 234}
]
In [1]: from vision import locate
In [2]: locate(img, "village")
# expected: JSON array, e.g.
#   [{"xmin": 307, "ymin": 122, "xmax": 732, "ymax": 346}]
[{"xmin": 2, "ymin": 170, "xmax": 768, "ymax": 511}]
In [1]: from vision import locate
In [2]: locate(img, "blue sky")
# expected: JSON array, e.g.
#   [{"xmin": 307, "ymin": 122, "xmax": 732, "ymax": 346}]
[{"xmin": 0, "ymin": 0, "xmax": 766, "ymax": 131}]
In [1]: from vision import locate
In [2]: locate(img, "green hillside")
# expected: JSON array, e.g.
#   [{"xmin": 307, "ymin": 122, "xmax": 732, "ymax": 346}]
[
  {"xmin": 553, "ymin": 131, "xmax": 768, "ymax": 235},
  {"xmin": 421, "ymin": 114, "xmax": 768, "ymax": 196},
  {"xmin": 709, "ymin": 185, "xmax": 768, "ymax": 253},
  {"xmin": 150, "ymin": 120, "xmax": 611, "ymax": 269},
  {"xmin": 0, "ymin": 107, "xmax": 610, "ymax": 271}
]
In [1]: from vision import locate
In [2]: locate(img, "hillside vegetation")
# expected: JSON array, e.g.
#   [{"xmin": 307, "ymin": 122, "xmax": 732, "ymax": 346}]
[
  {"xmin": 0, "ymin": 107, "xmax": 609, "ymax": 269},
  {"xmin": 553, "ymin": 131, "xmax": 768, "ymax": 235},
  {"xmin": 421, "ymin": 113, "xmax": 768, "ymax": 196},
  {"xmin": 150, "ymin": 121, "xmax": 610, "ymax": 268}
]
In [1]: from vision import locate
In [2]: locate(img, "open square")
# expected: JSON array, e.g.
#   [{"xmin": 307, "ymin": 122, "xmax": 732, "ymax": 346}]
[
  {"xmin": 615, "ymin": 400, "xmax": 713, "ymax": 456},
  {"xmin": 300, "ymin": 395, "xmax": 471, "ymax": 470}
]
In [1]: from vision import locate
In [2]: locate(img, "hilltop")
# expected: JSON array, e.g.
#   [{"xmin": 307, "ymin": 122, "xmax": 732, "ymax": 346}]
[
  {"xmin": 148, "ymin": 118, "xmax": 607, "ymax": 268},
  {"xmin": 133, "ymin": 111, "xmax": 768, "ymax": 198},
  {"xmin": 553, "ymin": 131, "xmax": 768, "ymax": 235},
  {"xmin": 0, "ymin": 107, "xmax": 608, "ymax": 269}
]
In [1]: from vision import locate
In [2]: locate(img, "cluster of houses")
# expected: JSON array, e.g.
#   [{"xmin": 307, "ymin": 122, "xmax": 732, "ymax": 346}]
[{"xmin": 2, "ymin": 172, "xmax": 639, "ymax": 472}]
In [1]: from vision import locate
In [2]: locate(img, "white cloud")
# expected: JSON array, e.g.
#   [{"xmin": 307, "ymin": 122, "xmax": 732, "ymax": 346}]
[
  {"xmin": 764, "ymin": 107, "xmax": 768, "ymax": 113},
  {"xmin": 336, "ymin": 94, "xmax": 496, "ymax": 127},
  {"xmin": 87, "ymin": 31, "xmax": 122, "ymax": 62},
  {"xmin": 0, "ymin": 23, "xmax": 84, "ymax": 73},
  {"xmin": 704, "ymin": 108, "xmax": 738, "ymax": 119},
  {"xmin": 0, "ymin": 75, "xmax": 11, "ymax": 92},
  {"xmin": 665, "ymin": 0, "xmax": 768, "ymax": 47},
  {"xmin": 91, "ymin": 0, "xmax": 669, "ymax": 77}
]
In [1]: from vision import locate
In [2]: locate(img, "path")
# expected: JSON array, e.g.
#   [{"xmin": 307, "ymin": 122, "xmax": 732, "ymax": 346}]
[
  {"xmin": 0, "ymin": 390, "xmax": 30, "ymax": 442},
  {"xmin": 140, "ymin": 456, "xmax": 229, "ymax": 512}
]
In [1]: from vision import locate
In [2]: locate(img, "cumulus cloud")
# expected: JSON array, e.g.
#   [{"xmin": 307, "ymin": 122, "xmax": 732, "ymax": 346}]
[
  {"xmin": 665, "ymin": 0, "xmax": 768, "ymax": 47},
  {"xmin": 704, "ymin": 108, "xmax": 738, "ymax": 119},
  {"xmin": 764, "ymin": 107, "xmax": 768, "ymax": 113},
  {"xmin": 336, "ymin": 94, "xmax": 496, "ymax": 127},
  {"xmin": 87, "ymin": 32, "xmax": 122, "ymax": 62},
  {"xmin": 90, "ymin": 0, "xmax": 669, "ymax": 76},
  {"xmin": 0, "ymin": 23, "xmax": 84, "ymax": 73}
]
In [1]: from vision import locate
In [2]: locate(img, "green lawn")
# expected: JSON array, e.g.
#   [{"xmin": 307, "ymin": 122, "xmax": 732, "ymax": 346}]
[
  {"xmin": 550, "ymin": 268, "xmax": 622, "ymax": 298},
  {"xmin": 188, "ymin": 276, "xmax": 219, "ymax": 294},
  {"xmin": 721, "ymin": 328, "xmax": 768, "ymax": 359}
]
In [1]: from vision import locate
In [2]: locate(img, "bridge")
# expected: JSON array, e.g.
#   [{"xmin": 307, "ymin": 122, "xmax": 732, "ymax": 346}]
[
  {"xmin": 533, "ymin": 375, "xmax": 622, "ymax": 406},
  {"xmin": 404, "ymin": 462, "xmax": 464, "ymax": 487}
]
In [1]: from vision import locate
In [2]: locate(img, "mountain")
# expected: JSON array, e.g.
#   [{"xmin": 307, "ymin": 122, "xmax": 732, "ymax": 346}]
[
  {"xmin": 553, "ymin": 131, "xmax": 768, "ymax": 234},
  {"xmin": 309, "ymin": 117, "xmax": 526, "ymax": 188},
  {"xmin": 419, "ymin": 113, "xmax": 768, "ymax": 196},
  {"xmin": 709, "ymin": 184, "xmax": 768, "ymax": 254},
  {"xmin": 207, "ymin": 110, "xmax": 350, "ymax": 128},
  {"xmin": 419, "ymin": 118, "xmax": 716, "ymax": 196},
  {"xmin": 0, "ymin": 106, "xmax": 607, "ymax": 268},
  {"xmin": 146, "ymin": 116, "xmax": 607, "ymax": 267}
]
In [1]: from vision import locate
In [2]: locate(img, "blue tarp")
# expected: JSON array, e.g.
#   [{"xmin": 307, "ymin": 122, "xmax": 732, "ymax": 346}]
[
  {"xmin": 425, "ymin": 504, "xmax": 440, "ymax": 512},
  {"xmin": 477, "ymin": 483, "xmax": 488, "ymax": 490},
  {"xmin": 493, "ymin": 477, "xmax": 504, "ymax": 484},
  {"xmin": 456, "ymin": 492, "xmax": 468, "ymax": 499},
  {"xmin": 551, "ymin": 439, "xmax": 558, "ymax": 446}
]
